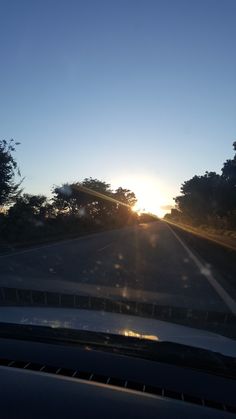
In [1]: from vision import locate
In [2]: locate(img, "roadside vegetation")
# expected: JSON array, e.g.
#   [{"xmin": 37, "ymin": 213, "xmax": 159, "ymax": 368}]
[
  {"xmin": 0, "ymin": 139, "xmax": 157, "ymax": 248},
  {"xmin": 164, "ymin": 142, "xmax": 236, "ymax": 241}
]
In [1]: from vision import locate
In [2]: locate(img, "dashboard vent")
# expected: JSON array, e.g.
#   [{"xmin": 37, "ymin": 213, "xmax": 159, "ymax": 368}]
[{"xmin": 0, "ymin": 357, "xmax": 235, "ymax": 414}]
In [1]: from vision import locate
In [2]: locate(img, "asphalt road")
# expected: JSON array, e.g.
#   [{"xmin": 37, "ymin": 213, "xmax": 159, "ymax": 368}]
[{"xmin": 0, "ymin": 221, "xmax": 236, "ymax": 313}]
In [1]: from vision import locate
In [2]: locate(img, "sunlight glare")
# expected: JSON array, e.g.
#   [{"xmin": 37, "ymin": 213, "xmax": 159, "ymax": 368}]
[{"xmin": 112, "ymin": 174, "xmax": 172, "ymax": 217}]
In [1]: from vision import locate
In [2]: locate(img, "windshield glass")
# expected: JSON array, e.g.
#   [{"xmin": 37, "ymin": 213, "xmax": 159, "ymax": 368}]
[{"xmin": 0, "ymin": 0, "xmax": 236, "ymax": 356}]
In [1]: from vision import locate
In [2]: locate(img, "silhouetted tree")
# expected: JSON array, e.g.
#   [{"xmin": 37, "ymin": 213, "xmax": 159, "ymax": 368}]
[
  {"xmin": 222, "ymin": 141, "xmax": 236, "ymax": 187},
  {"xmin": 167, "ymin": 142, "xmax": 236, "ymax": 229},
  {"xmin": 7, "ymin": 193, "xmax": 48, "ymax": 224},
  {"xmin": 174, "ymin": 172, "xmax": 223, "ymax": 224},
  {"xmin": 0, "ymin": 139, "xmax": 138, "ymax": 244},
  {"xmin": 80, "ymin": 178, "xmax": 113, "ymax": 221},
  {"xmin": 52, "ymin": 178, "xmax": 137, "ymax": 227},
  {"xmin": 221, "ymin": 141, "xmax": 236, "ymax": 214},
  {"xmin": 52, "ymin": 183, "xmax": 82, "ymax": 215},
  {"xmin": 114, "ymin": 187, "xmax": 137, "ymax": 207},
  {"xmin": 3, "ymin": 194, "xmax": 49, "ymax": 242},
  {"xmin": 0, "ymin": 139, "xmax": 22, "ymax": 207},
  {"xmin": 52, "ymin": 178, "xmax": 113, "ymax": 219},
  {"xmin": 112, "ymin": 187, "xmax": 137, "ymax": 225}
]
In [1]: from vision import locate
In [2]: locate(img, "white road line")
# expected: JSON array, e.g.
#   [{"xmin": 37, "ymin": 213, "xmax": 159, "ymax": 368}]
[
  {"xmin": 167, "ymin": 224, "xmax": 236, "ymax": 315},
  {"xmin": 97, "ymin": 242, "xmax": 113, "ymax": 252},
  {"xmin": 0, "ymin": 235, "xmax": 95, "ymax": 259},
  {"xmin": 0, "ymin": 231, "xmax": 117, "ymax": 259}
]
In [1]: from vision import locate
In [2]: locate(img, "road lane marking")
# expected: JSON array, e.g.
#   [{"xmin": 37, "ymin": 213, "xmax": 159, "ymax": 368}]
[
  {"xmin": 168, "ymin": 224, "xmax": 236, "ymax": 315},
  {"xmin": 0, "ymin": 233, "xmax": 118, "ymax": 259},
  {"xmin": 97, "ymin": 242, "xmax": 113, "ymax": 252},
  {"xmin": 0, "ymin": 244, "xmax": 60, "ymax": 259}
]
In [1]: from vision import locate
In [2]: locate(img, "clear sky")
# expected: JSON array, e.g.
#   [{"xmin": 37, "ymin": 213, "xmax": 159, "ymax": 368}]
[{"xmin": 0, "ymin": 0, "xmax": 235, "ymax": 216}]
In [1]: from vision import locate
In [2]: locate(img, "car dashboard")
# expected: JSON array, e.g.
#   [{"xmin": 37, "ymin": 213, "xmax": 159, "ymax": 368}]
[{"xmin": 0, "ymin": 335, "xmax": 235, "ymax": 418}]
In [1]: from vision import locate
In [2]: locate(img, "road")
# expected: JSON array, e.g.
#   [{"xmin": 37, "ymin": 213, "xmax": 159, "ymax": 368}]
[{"xmin": 0, "ymin": 221, "xmax": 236, "ymax": 314}]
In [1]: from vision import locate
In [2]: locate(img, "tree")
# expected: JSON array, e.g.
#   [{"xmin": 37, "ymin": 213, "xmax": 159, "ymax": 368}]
[
  {"xmin": 8, "ymin": 194, "xmax": 48, "ymax": 222},
  {"xmin": 174, "ymin": 172, "xmax": 224, "ymax": 224},
  {"xmin": 52, "ymin": 178, "xmax": 138, "ymax": 227},
  {"xmin": 221, "ymin": 142, "xmax": 236, "ymax": 214},
  {"xmin": 172, "ymin": 142, "xmax": 236, "ymax": 227},
  {"xmin": 112, "ymin": 187, "xmax": 137, "ymax": 225},
  {"xmin": 4, "ymin": 194, "xmax": 49, "ymax": 242},
  {"xmin": 52, "ymin": 178, "xmax": 113, "ymax": 219},
  {"xmin": 114, "ymin": 187, "xmax": 137, "ymax": 207},
  {"xmin": 52, "ymin": 183, "xmax": 82, "ymax": 215},
  {"xmin": 222, "ymin": 141, "xmax": 236, "ymax": 187},
  {"xmin": 80, "ymin": 178, "xmax": 113, "ymax": 221},
  {"xmin": 0, "ymin": 139, "xmax": 22, "ymax": 207}
]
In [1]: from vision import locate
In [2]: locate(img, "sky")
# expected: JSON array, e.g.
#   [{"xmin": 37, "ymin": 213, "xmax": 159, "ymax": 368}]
[{"xmin": 0, "ymin": 0, "xmax": 236, "ymax": 216}]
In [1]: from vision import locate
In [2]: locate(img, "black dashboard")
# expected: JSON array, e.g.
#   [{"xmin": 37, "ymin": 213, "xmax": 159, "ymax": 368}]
[{"xmin": 0, "ymin": 335, "xmax": 235, "ymax": 418}]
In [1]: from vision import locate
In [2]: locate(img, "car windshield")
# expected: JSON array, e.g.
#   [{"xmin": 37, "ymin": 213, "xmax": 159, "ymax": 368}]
[{"xmin": 0, "ymin": 0, "xmax": 236, "ymax": 357}]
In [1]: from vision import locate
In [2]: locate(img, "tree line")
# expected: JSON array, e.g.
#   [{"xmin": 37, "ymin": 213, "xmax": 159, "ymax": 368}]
[
  {"xmin": 0, "ymin": 139, "xmax": 143, "ymax": 246},
  {"xmin": 165, "ymin": 142, "xmax": 236, "ymax": 230}
]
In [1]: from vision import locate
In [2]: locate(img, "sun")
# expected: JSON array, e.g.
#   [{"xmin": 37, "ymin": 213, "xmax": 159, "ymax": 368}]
[
  {"xmin": 132, "ymin": 184, "xmax": 163, "ymax": 216},
  {"xmin": 112, "ymin": 174, "xmax": 171, "ymax": 218}
]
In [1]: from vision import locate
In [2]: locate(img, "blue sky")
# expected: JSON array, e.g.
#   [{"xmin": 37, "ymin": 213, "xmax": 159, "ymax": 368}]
[{"xmin": 0, "ymin": 0, "xmax": 235, "ymax": 215}]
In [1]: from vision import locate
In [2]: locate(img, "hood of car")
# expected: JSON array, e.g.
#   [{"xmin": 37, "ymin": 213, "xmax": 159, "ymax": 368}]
[{"xmin": 0, "ymin": 306, "xmax": 236, "ymax": 357}]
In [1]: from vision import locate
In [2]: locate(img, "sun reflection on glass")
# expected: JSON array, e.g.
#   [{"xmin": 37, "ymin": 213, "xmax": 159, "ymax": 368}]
[{"xmin": 122, "ymin": 329, "xmax": 159, "ymax": 341}]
